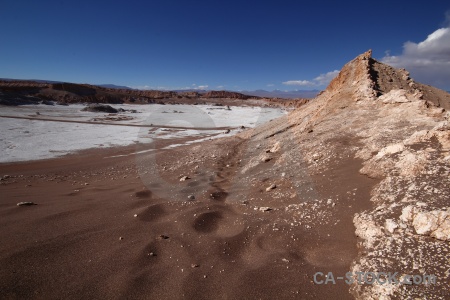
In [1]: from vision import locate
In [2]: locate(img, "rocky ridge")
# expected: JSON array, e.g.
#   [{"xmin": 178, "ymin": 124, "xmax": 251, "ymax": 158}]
[
  {"xmin": 236, "ymin": 50, "xmax": 450, "ymax": 299},
  {"xmin": 0, "ymin": 81, "xmax": 306, "ymax": 108}
]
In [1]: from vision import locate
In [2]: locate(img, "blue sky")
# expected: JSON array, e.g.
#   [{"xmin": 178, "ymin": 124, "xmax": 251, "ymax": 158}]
[{"xmin": 1, "ymin": 1, "xmax": 449, "ymax": 91}]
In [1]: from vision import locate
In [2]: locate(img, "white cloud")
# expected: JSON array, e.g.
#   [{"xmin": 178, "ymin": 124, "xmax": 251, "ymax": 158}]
[
  {"xmin": 282, "ymin": 70, "xmax": 339, "ymax": 88},
  {"xmin": 267, "ymin": 83, "xmax": 275, "ymax": 87},
  {"xmin": 381, "ymin": 20, "xmax": 450, "ymax": 89},
  {"xmin": 216, "ymin": 85, "xmax": 225, "ymax": 89},
  {"xmin": 196, "ymin": 85, "xmax": 208, "ymax": 90},
  {"xmin": 131, "ymin": 85, "xmax": 152, "ymax": 90},
  {"xmin": 313, "ymin": 70, "xmax": 340, "ymax": 86},
  {"xmin": 282, "ymin": 80, "xmax": 314, "ymax": 86}
]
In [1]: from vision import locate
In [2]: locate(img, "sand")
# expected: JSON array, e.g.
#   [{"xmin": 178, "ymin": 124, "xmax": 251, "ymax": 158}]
[{"xmin": 0, "ymin": 131, "xmax": 377, "ymax": 299}]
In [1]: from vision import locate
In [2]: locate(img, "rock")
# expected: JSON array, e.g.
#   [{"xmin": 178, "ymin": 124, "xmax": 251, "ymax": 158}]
[
  {"xmin": 385, "ymin": 219, "xmax": 398, "ymax": 233},
  {"xmin": 3, "ymin": 175, "xmax": 10, "ymax": 180},
  {"xmin": 266, "ymin": 184, "xmax": 276, "ymax": 192},
  {"xmin": 224, "ymin": 129, "xmax": 231, "ymax": 134},
  {"xmin": 82, "ymin": 104, "xmax": 118, "ymax": 113},
  {"xmin": 431, "ymin": 217, "xmax": 450, "ymax": 241},
  {"xmin": 148, "ymin": 252, "xmax": 156, "ymax": 256},
  {"xmin": 400, "ymin": 205, "xmax": 417, "ymax": 223},
  {"xmin": 188, "ymin": 195, "xmax": 195, "ymax": 200},
  {"xmin": 17, "ymin": 202, "xmax": 36, "ymax": 206},
  {"xmin": 413, "ymin": 211, "xmax": 439, "ymax": 235},
  {"xmin": 180, "ymin": 176, "xmax": 190, "ymax": 181},
  {"xmin": 191, "ymin": 264, "xmax": 200, "ymax": 268},
  {"xmin": 262, "ymin": 156, "xmax": 272, "ymax": 162},
  {"xmin": 375, "ymin": 143, "xmax": 405, "ymax": 159},
  {"xmin": 259, "ymin": 207, "xmax": 272, "ymax": 212},
  {"xmin": 158, "ymin": 235, "xmax": 169, "ymax": 240},
  {"xmin": 269, "ymin": 142, "xmax": 281, "ymax": 153},
  {"xmin": 312, "ymin": 153, "xmax": 321, "ymax": 161},
  {"xmin": 379, "ymin": 89, "xmax": 413, "ymax": 104},
  {"xmin": 134, "ymin": 214, "xmax": 138, "ymax": 217},
  {"xmin": 119, "ymin": 237, "xmax": 124, "ymax": 240}
]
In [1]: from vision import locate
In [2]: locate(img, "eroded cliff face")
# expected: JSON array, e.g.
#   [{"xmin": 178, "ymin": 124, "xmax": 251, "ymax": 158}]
[
  {"xmin": 238, "ymin": 50, "xmax": 450, "ymax": 299},
  {"xmin": 0, "ymin": 81, "xmax": 263, "ymax": 105}
]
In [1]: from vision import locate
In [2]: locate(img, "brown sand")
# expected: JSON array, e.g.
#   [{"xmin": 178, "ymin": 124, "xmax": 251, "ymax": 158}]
[{"xmin": 0, "ymin": 134, "xmax": 377, "ymax": 300}]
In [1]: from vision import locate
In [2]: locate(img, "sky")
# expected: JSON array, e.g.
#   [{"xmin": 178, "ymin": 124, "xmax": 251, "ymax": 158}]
[{"xmin": 1, "ymin": 0, "xmax": 449, "ymax": 91}]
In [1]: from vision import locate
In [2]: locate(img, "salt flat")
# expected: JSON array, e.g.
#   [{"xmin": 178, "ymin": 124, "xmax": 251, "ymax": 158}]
[{"xmin": 0, "ymin": 103, "xmax": 285, "ymax": 162}]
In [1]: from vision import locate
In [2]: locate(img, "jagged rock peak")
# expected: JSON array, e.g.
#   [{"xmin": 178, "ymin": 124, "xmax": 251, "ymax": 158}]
[
  {"xmin": 319, "ymin": 50, "xmax": 377, "ymax": 102},
  {"xmin": 359, "ymin": 49, "xmax": 372, "ymax": 60}
]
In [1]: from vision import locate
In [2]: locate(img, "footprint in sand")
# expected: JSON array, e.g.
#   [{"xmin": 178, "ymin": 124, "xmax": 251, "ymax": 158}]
[
  {"xmin": 193, "ymin": 211, "xmax": 222, "ymax": 233},
  {"xmin": 139, "ymin": 204, "xmax": 166, "ymax": 222}
]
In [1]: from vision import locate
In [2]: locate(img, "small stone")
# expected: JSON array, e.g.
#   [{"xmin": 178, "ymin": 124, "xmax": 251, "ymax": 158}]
[
  {"xmin": 312, "ymin": 153, "xmax": 321, "ymax": 161},
  {"xmin": 224, "ymin": 129, "xmax": 231, "ymax": 134},
  {"xmin": 188, "ymin": 195, "xmax": 195, "ymax": 200},
  {"xmin": 269, "ymin": 142, "xmax": 280, "ymax": 153},
  {"xmin": 17, "ymin": 202, "xmax": 36, "ymax": 206},
  {"xmin": 158, "ymin": 235, "xmax": 169, "ymax": 240},
  {"xmin": 266, "ymin": 184, "xmax": 276, "ymax": 192},
  {"xmin": 180, "ymin": 176, "xmax": 190, "ymax": 181},
  {"xmin": 259, "ymin": 207, "xmax": 272, "ymax": 212},
  {"xmin": 191, "ymin": 264, "xmax": 200, "ymax": 268},
  {"xmin": 148, "ymin": 252, "xmax": 156, "ymax": 256},
  {"xmin": 3, "ymin": 175, "xmax": 10, "ymax": 180},
  {"xmin": 119, "ymin": 237, "xmax": 124, "ymax": 240},
  {"xmin": 385, "ymin": 219, "xmax": 398, "ymax": 233},
  {"xmin": 134, "ymin": 214, "xmax": 138, "ymax": 217}
]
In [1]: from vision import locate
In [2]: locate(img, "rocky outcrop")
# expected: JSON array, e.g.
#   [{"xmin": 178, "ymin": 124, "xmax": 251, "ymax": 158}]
[
  {"xmin": 0, "ymin": 81, "xmax": 268, "ymax": 105},
  {"xmin": 81, "ymin": 104, "xmax": 118, "ymax": 113},
  {"xmin": 201, "ymin": 90, "xmax": 257, "ymax": 100},
  {"xmin": 236, "ymin": 50, "xmax": 450, "ymax": 300}
]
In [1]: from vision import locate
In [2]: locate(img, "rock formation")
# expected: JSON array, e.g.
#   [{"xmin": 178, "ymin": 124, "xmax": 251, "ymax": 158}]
[{"xmin": 237, "ymin": 50, "xmax": 450, "ymax": 299}]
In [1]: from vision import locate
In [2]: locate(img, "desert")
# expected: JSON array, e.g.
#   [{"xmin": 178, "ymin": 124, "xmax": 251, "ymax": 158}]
[{"xmin": 1, "ymin": 50, "xmax": 450, "ymax": 299}]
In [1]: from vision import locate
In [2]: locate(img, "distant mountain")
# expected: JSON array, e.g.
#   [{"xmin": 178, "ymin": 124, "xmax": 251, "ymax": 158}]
[
  {"xmin": 0, "ymin": 78, "xmax": 62, "ymax": 84},
  {"xmin": 98, "ymin": 84, "xmax": 133, "ymax": 90},
  {"xmin": 242, "ymin": 89, "xmax": 319, "ymax": 99}
]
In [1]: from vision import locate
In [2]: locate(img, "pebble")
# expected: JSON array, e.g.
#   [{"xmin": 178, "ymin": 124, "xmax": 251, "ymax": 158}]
[
  {"xmin": 259, "ymin": 207, "xmax": 272, "ymax": 212},
  {"xmin": 119, "ymin": 237, "xmax": 124, "ymax": 240},
  {"xmin": 191, "ymin": 264, "xmax": 200, "ymax": 268},
  {"xmin": 17, "ymin": 202, "xmax": 36, "ymax": 206},
  {"xmin": 134, "ymin": 214, "xmax": 138, "ymax": 217},
  {"xmin": 180, "ymin": 176, "xmax": 190, "ymax": 181},
  {"xmin": 188, "ymin": 195, "xmax": 195, "ymax": 200},
  {"xmin": 266, "ymin": 184, "xmax": 277, "ymax": 192}
]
